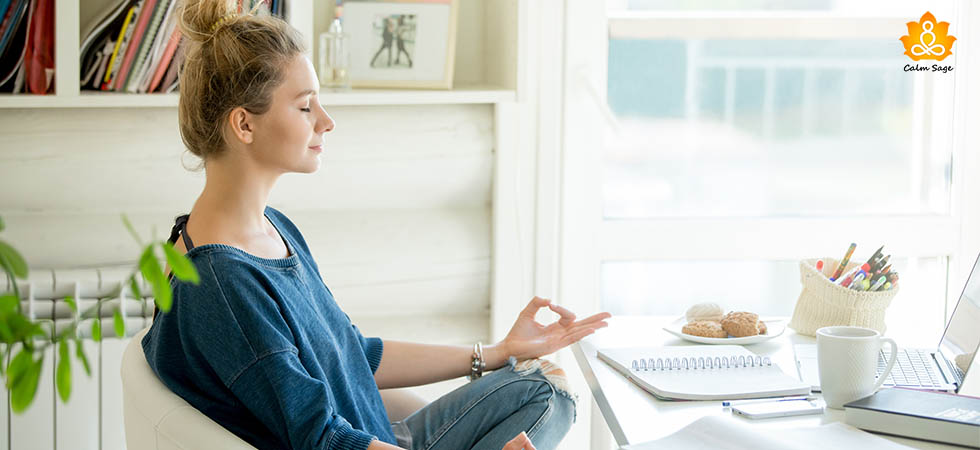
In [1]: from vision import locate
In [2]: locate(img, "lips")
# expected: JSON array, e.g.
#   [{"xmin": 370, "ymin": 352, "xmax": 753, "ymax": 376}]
[{"xmin": 309, "ymin": 144, "xmax": 322, "ymax": 152}]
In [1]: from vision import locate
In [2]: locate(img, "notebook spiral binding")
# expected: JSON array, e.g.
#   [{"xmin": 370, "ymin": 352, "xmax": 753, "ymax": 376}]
[{"xmin": 631, "ymin": 355, "xmax": 772, "ymax": 371}]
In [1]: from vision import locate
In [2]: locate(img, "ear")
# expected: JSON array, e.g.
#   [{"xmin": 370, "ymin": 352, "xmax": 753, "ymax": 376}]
[{"xmin": 227, "ymin": 106, "xmax": 255, "ymax": 145}]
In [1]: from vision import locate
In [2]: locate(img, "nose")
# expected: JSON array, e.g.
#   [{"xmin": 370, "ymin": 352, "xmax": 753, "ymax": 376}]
[{"xmin": 316, "ymin": 102, "xmax": 335, "ymax": 133}]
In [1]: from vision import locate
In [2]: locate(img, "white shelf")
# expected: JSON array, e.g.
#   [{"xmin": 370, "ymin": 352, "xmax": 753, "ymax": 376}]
[{"xmin": 0, "ymin": 85, "xmax": 515, "ymax": 109}]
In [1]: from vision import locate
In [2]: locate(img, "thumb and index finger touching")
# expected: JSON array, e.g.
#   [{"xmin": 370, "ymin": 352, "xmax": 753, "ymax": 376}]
[{"xmin": 522, "ymin": 296, "xmax": 612, "ymax": 327}]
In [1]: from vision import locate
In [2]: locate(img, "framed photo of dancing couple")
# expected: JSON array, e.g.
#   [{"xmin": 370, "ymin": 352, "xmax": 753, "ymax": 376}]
[{"xmin": 343, "ymin": 0, "xmax": 459, "ymax": 89}]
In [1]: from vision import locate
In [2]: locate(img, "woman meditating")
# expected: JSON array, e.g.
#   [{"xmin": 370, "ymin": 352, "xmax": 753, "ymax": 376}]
[{"xmin": 141, "ymin": 1, "xmax": 611, "ymax": 449}]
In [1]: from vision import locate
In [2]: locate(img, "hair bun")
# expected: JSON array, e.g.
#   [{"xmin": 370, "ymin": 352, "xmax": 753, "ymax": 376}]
[{"xmin": 178, "ymin": 0, "xmax": 237, "ymax": 43}]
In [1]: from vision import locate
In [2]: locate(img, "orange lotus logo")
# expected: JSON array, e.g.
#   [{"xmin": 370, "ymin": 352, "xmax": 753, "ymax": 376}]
[{"xmin": 901, "ymin": 12, "xmax": 956, "ymax": 61}]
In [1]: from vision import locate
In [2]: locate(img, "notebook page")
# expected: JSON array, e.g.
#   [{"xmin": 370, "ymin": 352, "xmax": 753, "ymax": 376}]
[{"xmin": 599, "ymin": 346, "xmax": 810, "ymax": 401}]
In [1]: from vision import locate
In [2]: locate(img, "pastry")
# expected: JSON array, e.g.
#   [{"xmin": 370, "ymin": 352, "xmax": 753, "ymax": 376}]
[
  {"xmin": 682, "ymin": 320, "xmax": 728, "ymax": 338},
  {"xmin": 720, "ymin": 311, "xmax": 760, "ymax": 337},
  {"xmin": 757, "ymin": 320, "xmax": 767, "ymax": 335},
  {"xmin": 685, "ymin": 302, "xmax": 724, "ymax": 323}
]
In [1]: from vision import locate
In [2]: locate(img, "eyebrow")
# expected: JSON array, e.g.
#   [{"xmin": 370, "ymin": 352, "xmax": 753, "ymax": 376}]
[{"xmin": 294, "ymin": 89, "xmax": 317, "ymax": 99}]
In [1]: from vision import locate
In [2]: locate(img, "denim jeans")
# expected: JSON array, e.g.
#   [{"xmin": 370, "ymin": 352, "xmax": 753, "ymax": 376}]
[{"xmin": 391, "ymin": 357, "xmax": 577, "ymax": 450}]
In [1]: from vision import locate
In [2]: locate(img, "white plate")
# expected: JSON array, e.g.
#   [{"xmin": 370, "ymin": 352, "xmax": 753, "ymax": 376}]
[{"xmin": 663, "ymin": 316, "xmax": 785, "ymax": 345}]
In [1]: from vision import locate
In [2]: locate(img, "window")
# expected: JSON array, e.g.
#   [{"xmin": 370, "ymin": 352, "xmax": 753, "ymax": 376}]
[{"xmin": 562, "ymin": 0, "xmax": 969, "ymax": 348}]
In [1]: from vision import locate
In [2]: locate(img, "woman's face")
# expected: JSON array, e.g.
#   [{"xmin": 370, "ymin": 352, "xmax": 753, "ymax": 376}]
[{"xmin": 249, "ymin": 54, "xmax": 334, "ymax": 174}]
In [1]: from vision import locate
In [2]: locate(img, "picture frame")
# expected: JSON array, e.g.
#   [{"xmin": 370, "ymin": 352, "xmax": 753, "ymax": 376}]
[{"xmin": 343, "ymin": 0, "xmax": 459, "ymax": 89}]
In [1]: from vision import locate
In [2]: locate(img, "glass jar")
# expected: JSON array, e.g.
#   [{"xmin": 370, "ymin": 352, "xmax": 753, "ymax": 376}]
[{"xmin": 319, "ymin": 19, "xmax": 351, "ymax": 89}]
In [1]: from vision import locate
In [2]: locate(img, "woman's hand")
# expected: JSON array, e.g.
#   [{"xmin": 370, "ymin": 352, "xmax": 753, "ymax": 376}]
[
  {"xmin": 499, "ymin": 296, "xmax": 611, "ymax": 361},
  {"xmin": 503, "ymin": 432, "xmax": 535, "ymax": 450}
]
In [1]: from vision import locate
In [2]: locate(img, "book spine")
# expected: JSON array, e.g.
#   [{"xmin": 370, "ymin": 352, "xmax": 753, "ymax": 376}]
[
  {"xmin": 113, "ymin": 0, "xmax": 157, "ymax": 91},
  {"xmin": 103, "ymin": 4, "xmax": 139, "ymax": 88}
]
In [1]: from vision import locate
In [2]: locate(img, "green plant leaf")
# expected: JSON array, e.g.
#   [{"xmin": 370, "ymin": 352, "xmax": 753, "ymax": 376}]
[
  {"xmin": 11, "ymin": 356, "xmax": 42, "ymax": 414},
  {"xmin": 75, "ymin": 340, "xmax": 91, "ymax": 377},
  {"xmin": 113, "ymin": 309, "xmax": 125, "ymax": 338},
  {"xmin": 6, "ymin": 349, "xmax": 32, "ymax": 389},
  {"xmin": 163, "ymin": 242, "xmax": 199, "ymax": 284},
  {"xmin": 56, "ymin": 340, "xmax": 71, "ymax": 403},
  {"xmin": 0, "ymin": 240, "xmax": 28, "ymax": 279},
  {"xmin": 91, "ymin": 319, "xmax": 102, "ymax": 342},
  {"xmin": 7, "ymin": 314, "xmax": 44, "ymax": 341},
  {"xmin": 128, "ymin": 275, "xmax": 141, "ymax": 300},
  {"xmin": 120, "ymin": 214, "xmax": 143, "ymax": 246},
  {"xmin": 0, "ymin": 294, "xmax": 17, "ymax": 313},
  {"xmin": 140, "ymin": 245, "xmax": 172, "ymax": 312},
  {"xmin": 64, "ymin": 296, "xmax": 77, "ymax": 313}
]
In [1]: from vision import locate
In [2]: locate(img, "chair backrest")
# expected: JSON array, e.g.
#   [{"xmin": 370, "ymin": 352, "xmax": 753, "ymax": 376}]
[
  {"xmin": 121, "ymin": 328, "xmax": 256, "ymax": 450},
  {"xmin": 121, "ymin": 328, "xmax": 431, "ymax": 449}
]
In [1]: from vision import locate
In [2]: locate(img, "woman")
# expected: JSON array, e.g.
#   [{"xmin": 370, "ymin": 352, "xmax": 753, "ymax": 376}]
[{"xmin": 143, "ymin": 2, "xmax": 610, "ymax": 449}]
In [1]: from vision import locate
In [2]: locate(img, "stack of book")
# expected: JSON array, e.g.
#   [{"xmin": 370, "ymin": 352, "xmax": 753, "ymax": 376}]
[
  {"xmin": 0, "ymin": 0, "xmax": 55, "ymax": 94},
  {"xmin": 844, "ymin": 387, "xmax": 980, "ymax": 448},
  {"xmin": 80, "ymin": 0, "xmax": 288, "ymax": 94}
]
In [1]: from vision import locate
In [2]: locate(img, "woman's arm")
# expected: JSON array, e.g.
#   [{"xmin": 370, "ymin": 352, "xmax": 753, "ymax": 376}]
[
  {"xmin": 373, "ymin": 340, "xmax": 511, "ymax": 389},
  {"xmin": 372, "ymin": 297, "xmax": 610, "ymax": 389}
]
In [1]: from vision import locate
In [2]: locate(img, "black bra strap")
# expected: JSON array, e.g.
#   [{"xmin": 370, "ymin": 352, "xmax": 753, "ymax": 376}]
[{"xmin": 168, "ymin": 214, "xmax": 195, "ymax": 250}]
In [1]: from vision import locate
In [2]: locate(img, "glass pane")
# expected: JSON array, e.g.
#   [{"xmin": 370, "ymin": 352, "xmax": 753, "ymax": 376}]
[
  {"xmin": 604, "ymin": 38, "xmax": 952, "ymax": 218},
  {"xmin": 600, "ymin": 256, "xmax": 946, "ymax": 346}
]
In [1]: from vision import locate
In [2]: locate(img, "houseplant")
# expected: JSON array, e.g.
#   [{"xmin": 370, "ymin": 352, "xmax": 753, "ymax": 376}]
[{"xmin": 0, "ymin": 215, "xmax": 199, "ymax": 412}]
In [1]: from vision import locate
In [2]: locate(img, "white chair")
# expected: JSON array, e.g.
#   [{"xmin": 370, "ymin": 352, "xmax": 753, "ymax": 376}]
[{"xmin": 122, "ymin": 328, "xmax": 428, "ymax": 449}]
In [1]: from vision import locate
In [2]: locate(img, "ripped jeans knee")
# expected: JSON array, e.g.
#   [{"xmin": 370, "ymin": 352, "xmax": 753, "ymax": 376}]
[{"xmin": 509, "ymin": 357, "xmax": 577, "ymax": 422}]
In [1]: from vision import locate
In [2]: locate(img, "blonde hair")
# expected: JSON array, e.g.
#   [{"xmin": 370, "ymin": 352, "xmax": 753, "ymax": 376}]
[{"xmin": 177, "ymin": 0, "xmax": 306, "ymax": 164}]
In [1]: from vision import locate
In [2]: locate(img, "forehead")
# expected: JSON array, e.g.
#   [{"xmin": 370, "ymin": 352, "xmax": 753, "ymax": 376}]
[{"xmin": 276, "ymin": 55, "xmax": 318, "ymax": 100}]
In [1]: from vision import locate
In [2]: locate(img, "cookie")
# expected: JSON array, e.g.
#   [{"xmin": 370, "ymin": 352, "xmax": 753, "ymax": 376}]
[
  {"xmin": 685, "ymin": 302, "xmax": 724, "ymax": 323},
  {"xmin": 682, "ymin": 320, "xmax": 728, "ymax": 338},
  {"xmin": 720, "ymin": 311, "xmax": 760, "ymax": 337},
  {"xmin": 757, "ymin": 321, "xmax": 767, "ymax": 335}
]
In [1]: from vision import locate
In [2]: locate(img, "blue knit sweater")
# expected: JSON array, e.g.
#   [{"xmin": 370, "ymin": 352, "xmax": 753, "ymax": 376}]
[{"xmin": 143, "ymin": 207, "xmax": 396, "ymax": 449}]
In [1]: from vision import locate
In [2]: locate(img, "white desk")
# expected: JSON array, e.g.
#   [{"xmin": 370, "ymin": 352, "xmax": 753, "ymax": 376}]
[{"xmin": 573, "ymin": 316, "xmax": 959, "ymax": 449}]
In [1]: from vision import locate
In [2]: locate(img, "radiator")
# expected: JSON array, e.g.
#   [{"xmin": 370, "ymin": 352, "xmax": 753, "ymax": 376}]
[{"xmin": 3, "ymin": 267, "xmax": 156, "ymax": 450}]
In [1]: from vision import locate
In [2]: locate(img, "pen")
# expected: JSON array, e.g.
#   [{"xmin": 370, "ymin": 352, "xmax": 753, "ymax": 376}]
[
  {"xmin": 836, "ymin": 263, "xmax": 870, "ymax": 286},
  {"xmin": 721, "ymin": 396, "xmax": 818, "ymax": 407},
  {"xmin": 830, "ymin": 243, "xmax": 857, "ymax": 281},
  {"xmin": 869, "ymin": 275, "xmax": 887, "ymax": 291},
  {"xmin": 865, "ymin": 245, "xmax": 884, "ymax": 267}
]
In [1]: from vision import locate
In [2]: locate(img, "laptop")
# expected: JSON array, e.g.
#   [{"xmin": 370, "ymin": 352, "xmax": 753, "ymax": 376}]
[{"xmin": 795, "ymin": 252, "xmax": 980, "ymax": 393}]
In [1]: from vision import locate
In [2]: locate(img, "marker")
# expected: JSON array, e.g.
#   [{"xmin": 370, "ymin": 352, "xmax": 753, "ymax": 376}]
[
  {"xmin": 816, "ymin": 260, "xmax": 824, "ymax": 272},
  {"xmin": 830, "ymin": 243, "xmax": 857, "ymax": 280},
  {"xmin": 869, "ymin": 275, "xmax": 887, "ymax": 291},
  {"xmin": 835, "ymin": 263, "xmax": 870, "ymax": 285}
]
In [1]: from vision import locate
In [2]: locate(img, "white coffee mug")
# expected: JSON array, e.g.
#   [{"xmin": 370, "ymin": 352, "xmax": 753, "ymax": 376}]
[{"xmin": 816, "ymin": 326, "xmax": 898, "ymax": 409}]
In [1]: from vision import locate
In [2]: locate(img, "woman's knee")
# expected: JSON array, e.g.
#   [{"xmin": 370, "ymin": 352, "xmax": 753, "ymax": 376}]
[{"xmin": 512, "ymin": 358, "xmax": 577, "ymax": 425}]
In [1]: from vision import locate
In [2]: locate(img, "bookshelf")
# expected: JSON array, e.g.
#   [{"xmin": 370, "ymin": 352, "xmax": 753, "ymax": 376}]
[{"xmin": 0, "ymin": 0, "xmax": 522, "ymax": 108}]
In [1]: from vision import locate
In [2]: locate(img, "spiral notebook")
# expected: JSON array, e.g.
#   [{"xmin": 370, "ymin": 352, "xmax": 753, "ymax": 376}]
[{"xmin": 598, "ymin": 345, "xmax": 811, "ymax": 401}]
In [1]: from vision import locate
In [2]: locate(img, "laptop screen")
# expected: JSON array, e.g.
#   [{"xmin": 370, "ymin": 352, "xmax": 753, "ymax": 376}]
[{"xmin": 938, "ymin": 253, "xmax": 980, "ymax": 388}]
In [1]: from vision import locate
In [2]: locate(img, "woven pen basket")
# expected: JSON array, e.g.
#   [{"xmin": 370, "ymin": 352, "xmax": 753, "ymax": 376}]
[{"xmin": 788, "ymin": 258, "xmax": 898, "ymax": 337}]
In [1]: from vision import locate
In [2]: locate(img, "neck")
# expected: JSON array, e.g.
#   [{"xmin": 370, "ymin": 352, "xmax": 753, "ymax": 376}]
[{"xmin": 192, "ymin": 152, "xmax": 281, "ymax": 234}]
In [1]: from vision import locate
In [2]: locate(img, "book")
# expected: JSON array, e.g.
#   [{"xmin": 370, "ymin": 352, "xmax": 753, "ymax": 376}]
[
  {"xmin": 112, "ymin": 0, "xmax": 156, "ymax": 90},
  {"xmin": 621, "ymin": 415, "xmax": 914, "ymax": 450},
  {"xmin": 844, "ymin": 387, "xmax": 980, "ymax": 448},
  {"xmin": 103, "ymin": 3, "xmax": 140, "ymax": 89},
  {"xmin": 598, "ymin": 345, "xmax": 811, "ymax": 401},
  {"xmin": 124, "ymin": 0, "xmax": 170, "ymax": 92}
]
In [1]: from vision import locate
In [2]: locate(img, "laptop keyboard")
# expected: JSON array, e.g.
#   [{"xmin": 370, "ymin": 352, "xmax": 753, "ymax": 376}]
[{"xmin": 878, "ymin": 348, "xmax": 943, "ymax": 388}]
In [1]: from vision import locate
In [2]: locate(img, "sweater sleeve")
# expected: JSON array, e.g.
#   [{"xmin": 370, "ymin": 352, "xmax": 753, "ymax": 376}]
[
  {"xmin": 229, "ymin": 350, "xmax": 378, "ymax": 450},
  {"xmin": 351, "ymin": 323, "xmax": 384, "ymax": 374}
]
